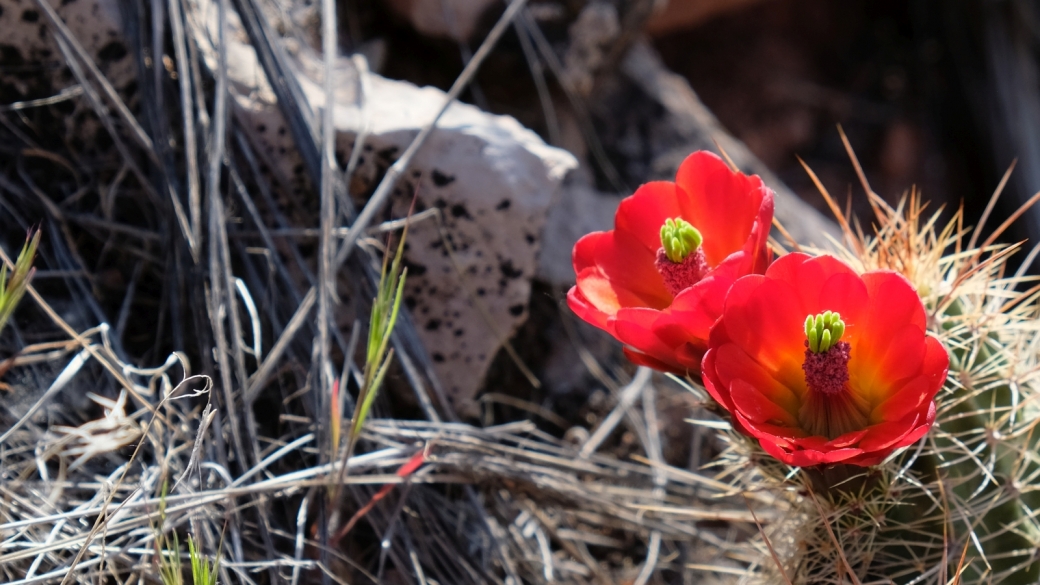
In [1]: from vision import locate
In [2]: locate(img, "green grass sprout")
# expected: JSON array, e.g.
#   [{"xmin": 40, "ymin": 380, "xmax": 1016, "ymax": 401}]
[
  {"xmin": 154, "ymin": 480, "xmax": 222, "ymax": 585},
  {"xmin": 155, "ymin": 481, "xmax": 183, "ymax": 585},
  {"xmin": 0, "ymin": 228, "xmax": 40, "ymax": 337},
  {"xmin": 188, "ymin": 534, "xmax": 219, "ymax": 585},
  {"xmin": 344, "ymin": 207, "xmax": 410, "ymax": 462},
  {"xmin": 327, "ymin": 204, "xmax": 413, "ymax": 537}
]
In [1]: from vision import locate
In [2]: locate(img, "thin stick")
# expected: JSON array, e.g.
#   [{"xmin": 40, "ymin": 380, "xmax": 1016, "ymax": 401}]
[
  {"xmin": 579, "ymin": 367, "xmax": 651, "ymax": 458},
  {"xmin": 837, "ymin": 125, "xmax": 886, "ymax": 223},
  {"xmin": 318, "ymin": 0, "xmax": 339, "ymax": 487},
  {"xmin": 244, "ymin": 288, "xmax": 317, "ymax": 403},
  {"xmin": 168, "ymin": 0, "xmax": 203, "ymax": 247},
  {"xmin": 632, "ymin": 382, "xmax": 665, "ymax": 585},
  {"xmin": 32, "ymin": 0, "xmax": 156, "ymax": 156},
  {"xmin": 978, "ymin": 189, "xmax": 1040, "ymax": 253},
  {"xmin": 514, "ymin": 20, "xmax": 560, "ymax": 146},
  {"xmin": 332, "ymin": 0, "xmax": 530, "ymax": 268}
]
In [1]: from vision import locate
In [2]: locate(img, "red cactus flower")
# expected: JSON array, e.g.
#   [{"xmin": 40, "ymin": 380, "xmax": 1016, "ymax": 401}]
[
  {"xmin": 701, "ymin": 253, "xmax": 949, "ymax": 467},
  {"xmin": 567, "ymin": 151, "xmax": 774, "ymax": 373}
]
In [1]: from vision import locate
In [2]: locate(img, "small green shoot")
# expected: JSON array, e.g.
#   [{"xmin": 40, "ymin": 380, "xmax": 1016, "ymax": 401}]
[
  {"xmin": 346, "ymin": 223, "xmax": 408, "ymax": 459},
  {"xmin": 188, "ymin": 534, "xmax": 219, "ymax": 585},
  {"xmin": 0, "ymin": 229, "xmax": 40, "ymax": 337},
  {"xmin": 154, "ymin": 480, "xmax": 221, "ymax": 585},
  {"xmin": 155, "ymin": 481, "xmax": 183, "ymax": 585},
  {"xmin": 328, "ymin": 209, "xmax": 411, "ymax": 521}
]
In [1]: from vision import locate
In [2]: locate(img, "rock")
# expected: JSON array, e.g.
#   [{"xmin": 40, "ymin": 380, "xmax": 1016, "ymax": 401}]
[
  {"xmin": 0, "ymin": 0, "xmax": 134, "ymax": 98},
  {"xmin": 185, "ymin": 0, "xmax": 577, "ymax": 413},
  {"xmin": 0, "ymin": 0, "xmax": 136, "ymax": 159},
  {"xmin": 383, "ymin": 0, "xmax": 499, "ymax": 43},
  {"xmin": 538, "ymin": 179, "xmax": 622, "ymax": 286}
]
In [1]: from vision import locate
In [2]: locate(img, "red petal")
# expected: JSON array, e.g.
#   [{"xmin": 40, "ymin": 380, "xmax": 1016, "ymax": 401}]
[
  {"xmin": 714, "ymin": 343, "xmax": 800, "ymax": 416},
  {"xmin": 613, "ymin": 307, "xmax": 672, "ymax": 352},
  {"xmin": 921, "ymin": 335, "xmax": 951, "ymax": 385},
  {"xmin": 788, "ymin": 445, "xmax": 866, "ymax": 466},
  {"xmin": 825, "ymin": 429, "xmax": 869, "ymax": 449},
  {"xmin": 768, "ymin": 254, "xmax": 865, "ymax": 319},
  {"xmin": 673, "ymin": 152, "xmax": 768, "ymax": 267},
  {"xmin": 818, "ymin": 272, "xmax": 870, "ymax": 327},
  {"xmin": 892, "ymin": 406, "xmax": 935, "ymax": 449},
  {"xmin": 571, "ymin": 230, "xmax": 672, "ymax": 327},
  {"xmin": 857, "ymin": 413, "xmax": 921, "ymax": 452},
  {"xmin": 611, "ymin": 268, "xmax": 736, "ymax": 373},
  {"xmin": 566, "ymin": 285, "xmax": 611, "ymax": 331},
  {"xmin": 730, "ymin": 379, "xmax": 799, "ymax": 427},
  {"xmin": 613, "ymin": 306, "xmax": 708, "ymax": 374},
  {"xmin": 855, "ymin": 271, "xmax": 927, "ymax": 364},
  {"xmin": 613, "ymin": 181, "xmax": 685, "ymax": 254},
  {"xmin": 843, "ymin": 452, "xmax": 890, "ymax": 466},
  {"xmin": 674, "ymin": 342, "xmax": 706, "ymax": 371},
  {"xmin": 871, "ymin": 374, "xmax": 941, "ymax": 422},
  {"xmin": 623, "ymin": 347, "xmax": 685, "ymax": 374},
  {"xmin": 757, "ymin": 435, "xmax": 865, "ymax": 467},
  {"xmin": 701, "ymin": 348, "xmax": 735, "ymax": 412},
  {"xmin": 666, "ymin": 272, "xmax": 734, "ymax": 340},
  {"xmin": 733, "ymin": 411, "xmax": 803, "ymax": 445},
  {"xmin": 850, "ymin": 324, "xmax": 926, "ymax": 405},
  {"xmin": 719, "ymin": 276, "xmax": 806, "ymax": 390}
]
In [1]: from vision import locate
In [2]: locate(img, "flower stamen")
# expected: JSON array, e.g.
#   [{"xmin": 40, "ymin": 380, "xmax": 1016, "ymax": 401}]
[
  {"xmin": 655, "ymin": 217, "xmax": 709, "ymax": 296},
  {"xmin": 659, "ymin": 218, "xmax": 702, "ymax": 263},
  {"xmin": 804, "ymin": 311, "xmax": 845, "ymax": 354}
]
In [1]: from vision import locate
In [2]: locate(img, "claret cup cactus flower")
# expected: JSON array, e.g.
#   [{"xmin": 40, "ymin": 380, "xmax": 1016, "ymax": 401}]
[
  {"xmin": 700, "ymin": 253, "xmax": 948, "ymax": 466},
  {"xmin": 565, "ymin": 147, "xmax": 1040, "ymax": 582},
  {"xmin": 567, "ymin": 151, "xmax": 774, "ymax": 374}
]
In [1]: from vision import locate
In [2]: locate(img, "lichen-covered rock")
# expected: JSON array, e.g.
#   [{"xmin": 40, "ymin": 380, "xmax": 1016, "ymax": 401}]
[
  {"xmin": 0, "ymin": 0, "xmax": 134, "ymax": 98},
  {"xmin": 0, "ymin": 0, "xmax": 136, "ymax": 159},
  {"xmin": 186, "ymin": 0, "xmax": 577, "ymax": 413}
]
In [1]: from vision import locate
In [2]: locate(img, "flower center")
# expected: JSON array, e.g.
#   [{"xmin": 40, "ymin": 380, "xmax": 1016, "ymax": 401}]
[
  {"xmin": 803, "ymin": 340, "xmax": 851, "ymax": 396},
  {"xmin": 659, "ymin": 218, "xmax": 702, "ymax": 263},
  {"xmin": 655, "ymin": 217, "xmax": 708, "ymax": 296},
  {"xmin": 804, "ymin": 311, "xmax": 845, "ymax": 354},
  {"xmin": 802, "ymin": 311, "xmax": 849, "ymax": 395},
  {"xmin": 798, "ymin": 311, "xmax": 868, "ymax": 439}
]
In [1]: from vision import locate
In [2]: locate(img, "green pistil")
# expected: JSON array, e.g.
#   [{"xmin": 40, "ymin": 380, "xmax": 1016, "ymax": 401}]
[
  {"xmin": 804, "ymin": 311, "xmax": 846, "ymax": 354},
  {"xmin": 659, "ymin": 218, "xmax": 703, "ymax": 264}
]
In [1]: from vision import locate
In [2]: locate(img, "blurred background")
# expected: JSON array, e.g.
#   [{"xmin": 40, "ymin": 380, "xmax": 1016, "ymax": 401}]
[
  {"xmin": 367, "ymin": 0, "xmax": 1037, "ymax": 253},
  {"xmin": 345, "ymin": 0, "xmax": 1040, "ymax": 406}
]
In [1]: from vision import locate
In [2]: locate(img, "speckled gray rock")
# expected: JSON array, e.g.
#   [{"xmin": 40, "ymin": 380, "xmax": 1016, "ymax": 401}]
[
  {"xmin": 0, "ymin": 0, "xmax": 136, "ymax": 157},
  {"xmin": 186, "ymin": 0, "xmax": 577, "ymax": 413}
]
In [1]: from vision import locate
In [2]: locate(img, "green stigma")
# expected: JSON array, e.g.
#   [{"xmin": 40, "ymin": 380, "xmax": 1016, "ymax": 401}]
[
  {"xmin": 804, "ymin": 311, "xmax": 846, "ymax": 354},
  {"xmin": 659, "ymin": 218, "xmax": 703, "ymax": 263}
]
